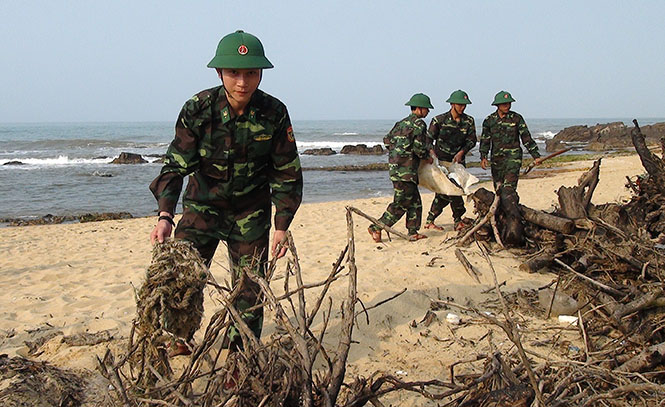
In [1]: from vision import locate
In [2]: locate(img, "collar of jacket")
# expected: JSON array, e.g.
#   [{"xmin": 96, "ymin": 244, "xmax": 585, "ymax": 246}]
[{"xmin": 220, "ymin": 87, "xmax": 260, "ymax": 125}]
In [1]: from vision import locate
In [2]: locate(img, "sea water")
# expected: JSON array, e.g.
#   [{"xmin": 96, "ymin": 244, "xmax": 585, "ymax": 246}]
[{"xmin": 0, "ymin": 118, "xmax": 662, "ymax": 220}]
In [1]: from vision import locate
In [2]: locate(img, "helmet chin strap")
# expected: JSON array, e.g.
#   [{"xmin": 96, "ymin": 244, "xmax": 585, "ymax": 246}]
[{"xmin": 218, "ymin": 69, "xmax": 262, "ymax": 109}]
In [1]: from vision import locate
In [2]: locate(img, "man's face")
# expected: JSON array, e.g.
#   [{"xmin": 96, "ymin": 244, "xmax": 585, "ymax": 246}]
[
  {"xmin": 497, "ymin": 102, "xmax": 511, "ymax": 115},
  {"xmin": 451, "ymin": 103, "xmax": 466, "ymax": 115},
  {"xmin": 415, "ymin": 107, "xmax": 429, "ymax": 118},
  {"xmin": 219, "ymin": 68, "xmax": 261, "ymax": 105}
]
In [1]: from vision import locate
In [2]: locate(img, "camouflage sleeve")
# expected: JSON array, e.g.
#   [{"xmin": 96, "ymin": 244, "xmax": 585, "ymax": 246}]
[
  {"xmin": 427, "ymin": 116, "xmax": 440, "ymax": 146},
  {"xmin": 464, "ymin": 117, "xmax": 477, "ymax": 154},
  {"xmin": 518, "ymin": 115, "xmax": 541, "ymax": 159},
  {"xmin": 412, "ymin": 119, "xmax": 429, "ymax": 159},
  {"xmin": 383, "ymin": 127, "xmax": 393, "ymax": 150},
  {"xmin": 269, "ymin": 108, "xmax": 303, "ymax": 231},
  {"xmin": 479, "ymin": 117, "xmax": 491, "ymax": 159},
  {"xmin": 149, "ymin": 97, "xmax": 203, "ymax": 215}
]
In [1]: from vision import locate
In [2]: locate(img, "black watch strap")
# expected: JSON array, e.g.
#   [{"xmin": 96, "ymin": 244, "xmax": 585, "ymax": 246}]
[{"xmin": 158, "ymin": 215, "xmax": 175, "ymax": 227}]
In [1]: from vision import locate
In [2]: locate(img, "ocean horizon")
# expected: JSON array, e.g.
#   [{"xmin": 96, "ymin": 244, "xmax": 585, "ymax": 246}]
[{"xmin": 1, "ymin": 117, "xmax": 663, "ymax": 221}]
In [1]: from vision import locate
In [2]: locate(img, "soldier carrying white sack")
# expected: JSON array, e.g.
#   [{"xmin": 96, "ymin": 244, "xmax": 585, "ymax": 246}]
[{"xmin": 424, "ymin": 90, "xmax": 477, "ymax": 231}]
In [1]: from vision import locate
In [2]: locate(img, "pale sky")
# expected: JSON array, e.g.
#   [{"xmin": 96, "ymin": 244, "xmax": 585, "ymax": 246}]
[{"xmin": 1, "ymin": 1, "xmax": 663, "ymax": 122}]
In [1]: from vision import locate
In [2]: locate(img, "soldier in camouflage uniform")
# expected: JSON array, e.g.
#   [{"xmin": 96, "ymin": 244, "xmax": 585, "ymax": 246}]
[
  {"xmin": 480, "ymin": 91, "xmax": 542, "ymax": 245},
  {"xmin": 479, "ymin": 90, "xmax": 542, "ymax": 191},
  {"xmin": 149, "ymin": 30, "xmax": 303, "ymax": 354},
  {"xmin": 424, "ymin": 90, "xmax": 476, "ymax": 232},
  {"xmin": 368, "ymin": 93, "xmax": 433, "ymax": 243}
]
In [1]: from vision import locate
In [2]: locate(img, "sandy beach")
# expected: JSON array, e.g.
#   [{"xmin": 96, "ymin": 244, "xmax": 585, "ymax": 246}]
[{"xmin": 0, "ymin": 154, "xmax": 641, "ymax": 404}]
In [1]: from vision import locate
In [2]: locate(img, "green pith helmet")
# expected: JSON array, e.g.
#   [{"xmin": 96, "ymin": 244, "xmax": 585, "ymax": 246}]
[
  {"xmin": 492, "ymin": 90, "xmax": 516, "ymax": 105},
  {"xmin": 446, "ymin": 89, "xmax": 472, "ymax": 105},
  {"xmin": 405, "ymin": 93, "xmax": 434, "ymax": 109},
  {"xmin": 207, "ymin": 30, "xmax": 274, "ymax": 69}
]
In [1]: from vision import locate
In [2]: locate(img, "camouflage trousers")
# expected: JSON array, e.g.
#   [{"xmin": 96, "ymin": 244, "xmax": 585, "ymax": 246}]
[
  {"xmin": 427, "ymin": 194, "xmax": 466, "ymax": 223},
  {"xmin": 490, "ymin": 154, "xmax": 522, "ymax": 191},
  {"xmin": 175, "ymin": 209, "xmax": 268, "ymax": 350},
  {"xmin": 370, "ymin": 180, "xmax": 422, "ymax": 235}
]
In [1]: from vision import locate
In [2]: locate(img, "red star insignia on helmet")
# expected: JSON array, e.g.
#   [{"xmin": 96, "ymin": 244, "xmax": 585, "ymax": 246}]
[
  {"xmin": 238, "ymin": 45, "xmax": 248, "ymax": 55},
  {"xmin": 504, "ymin": 94, "xmax": 508, "ymax": 98}
]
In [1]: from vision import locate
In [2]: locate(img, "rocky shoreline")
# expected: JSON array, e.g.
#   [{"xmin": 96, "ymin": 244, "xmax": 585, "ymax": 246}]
[
  {"xmin": 546, "ymin": 121, "xmax": 665, "ymax": 151},
  {"xmin": 0, "ymin": 212, "xmax": 134, "ymax": 227},
  {"xmin": 302, "ymin": 144, "xmax": 385, "ymax": 155}
]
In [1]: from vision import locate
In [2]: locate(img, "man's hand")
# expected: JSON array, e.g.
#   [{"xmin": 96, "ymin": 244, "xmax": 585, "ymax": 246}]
[
  {"xmin": 453, "ymin": 150, "xmax": 465, "ymax": 163},
  {"xmin": 272, "ymin": 229, "xmax": 288, "ymax": 259},
  {"xmin": 480, "ymin": 157, "xmax": 489, "ymax": 170},
  {"xmin": 150, "ymin": 212, "xmax": 173, "ymax": 244},
  {"xmin": 150, "ymin": 220, "xmax": 172, "ymax": 244},
  {"xmin": 533, "ymin": 157, "xmax": 544, "ymax": 166}
]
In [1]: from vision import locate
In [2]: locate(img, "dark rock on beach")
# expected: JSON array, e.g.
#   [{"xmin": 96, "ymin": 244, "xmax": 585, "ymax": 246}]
[
  {"xmin": 304, "ymin": 163, "xmax": 388, "ymax": 171},
  {"xmin": 340, "ymin": 144, "xmax": 385, "ymax": 155},
  {"xmin": 0, "ymin": 214, "xmax": 76, "ymax": 226},
  {"xmin": 302, "ymin": 147, "xmax": 337, "ymax": 155},
  {"xmin": 78, "ymin": 212, "xmax": 133, "ymax": 223},
  {"xmin": 3, "ymin": 161, "xmax": 25, "ymax": 165},
  {"xmin": 110, "ymin": 152, "xmax": 148, "ymax": 164},
  {"xmin": 0, "ymin": 212, "xmax": 133, "ymax": 227},
  {"xmin": 546, "ymin": 121, "xmax": 665, "ymax": 152}
]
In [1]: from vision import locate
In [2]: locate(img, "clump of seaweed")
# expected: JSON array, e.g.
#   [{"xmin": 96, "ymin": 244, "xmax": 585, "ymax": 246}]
[
  {"xmin": 0, "ymin": 354, "xmax": 85, "ymax": 407},
  {"xmin": 132, "ymin": 239, "xmax": 208, "ymax": 386}
]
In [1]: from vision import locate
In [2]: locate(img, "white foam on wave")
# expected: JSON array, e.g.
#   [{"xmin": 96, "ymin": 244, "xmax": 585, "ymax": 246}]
[
  {"xmin": 536, "ymin": 131, "xmax": 557, "ymax": 139},
  {"xmin": 332, "ymin": 132, "xmax": 360, "ymax": 136},
  {"xmin": 298, "ymin": 140, "xmax": 382, "ymax": 150},
  {"xmin": 0, "ymin": 155, "xmax": 110, "ymax": 166}
]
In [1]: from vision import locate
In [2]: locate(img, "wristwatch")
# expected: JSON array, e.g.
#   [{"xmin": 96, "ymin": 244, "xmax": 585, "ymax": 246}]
[{"xmin": 158, "ymin": 215, "xmax": 175, "ymax": 227}]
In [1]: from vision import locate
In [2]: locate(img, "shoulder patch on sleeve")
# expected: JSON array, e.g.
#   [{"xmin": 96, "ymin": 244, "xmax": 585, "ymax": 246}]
[{"xmin": 287, "ymin": 126, "xmax": 295, "ymax": 142}]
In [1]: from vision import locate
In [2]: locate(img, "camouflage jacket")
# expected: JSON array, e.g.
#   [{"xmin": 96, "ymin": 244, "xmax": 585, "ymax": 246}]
[
  {"xmin": 383, "ymin": 113, "xmax": 430, "ymax": 182},
  {"xmin": 479, "ymin": 110, "xmax": 541, "ymax": 160},
  {"xmin": 428, "ymin": 111, "xmax": 476, "ymax": 162},
  {"xmin": 149, "ymin": 86, "xmax": 303, "ymax": 233}
]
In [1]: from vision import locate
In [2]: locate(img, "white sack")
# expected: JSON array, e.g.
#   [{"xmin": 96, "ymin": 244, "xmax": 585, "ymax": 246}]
[
  {"xmin": 417, "ymin": 160, "xmax": 464, "ymax": 196},
  {"xmin": 448, "ymin": 162, "xmax": 479, "ymax": 195}
]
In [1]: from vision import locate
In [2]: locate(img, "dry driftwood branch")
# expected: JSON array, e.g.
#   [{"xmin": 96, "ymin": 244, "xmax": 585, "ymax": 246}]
[
  {"xmin": 346, "ymin": 206, "xmax": 412, "ymax": 241},
  {"xmin": 553, "ymin": 258, "xmax": 625, "ymax": 297},
  {"xmin": 489, "ymin": 206, "xmax": 505, "ymax": 249},
  {"xmin": 578, "ymin": 309, "xmax": 591, "ymax": 361},
  {"xmin": 612, "ymin": 287, "xmax": 665, "ymax": 321},
  {"xmin": 477, "ymin": 241, "xmax": 545, "ymax": 406},
  {"xmin": 454, "ymin": 248, "xmax": 482, "ymax": 283},
  {"xmin": 556, "ymin": 159, "xmax": 601, "ymax": 219},
  {"xmin": 580, "ymin": 159, "xmax": 601, "ymax": 209},
  {"xmin": 617, "ymin": 341, "xmax": 665, "ymax": 372},
  {"xmin": 632, "ymin": 119, "xmax": 665, "ymax": 192},
  {"xmin": 326, "ymin": 208, "xmax": 360, "ymax": 402},
  {"xmin": 519, "ymin": 204, "xmax": 575, "ymax": 234},
  {"xmin": 581, "ymin": 383, "xmax": 665, "ymax": 406},
  {"xmin": 287, "ymin": 231, "xmax": 315, "ymax": 406},
  {"xmin": 546, "ymin": 272, "xmax": 562, "ymax": 319},
  {"xmin": 458, "ymin": 189, "xmax": 500, "ymax": 246},
  {"xmin": 355, "ymin": 288, "xmax": 407, "ymax": 318},
  {"xmin": 589, "ymin": 236, "xmax": 645, "ymax": 271},
  {"xmin": 307, "ymin": 245, "xmax": 348, "ymax": 327}
]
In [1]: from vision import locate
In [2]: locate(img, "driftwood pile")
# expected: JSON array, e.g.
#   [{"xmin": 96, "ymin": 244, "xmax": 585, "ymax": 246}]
[
  {"xmin": 451, "ymin": 120, "xmax": 665, "ymax": 405},
  {"xmin": 97, "ymin": 209, "xmax": 466, "ymax": 406}
]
